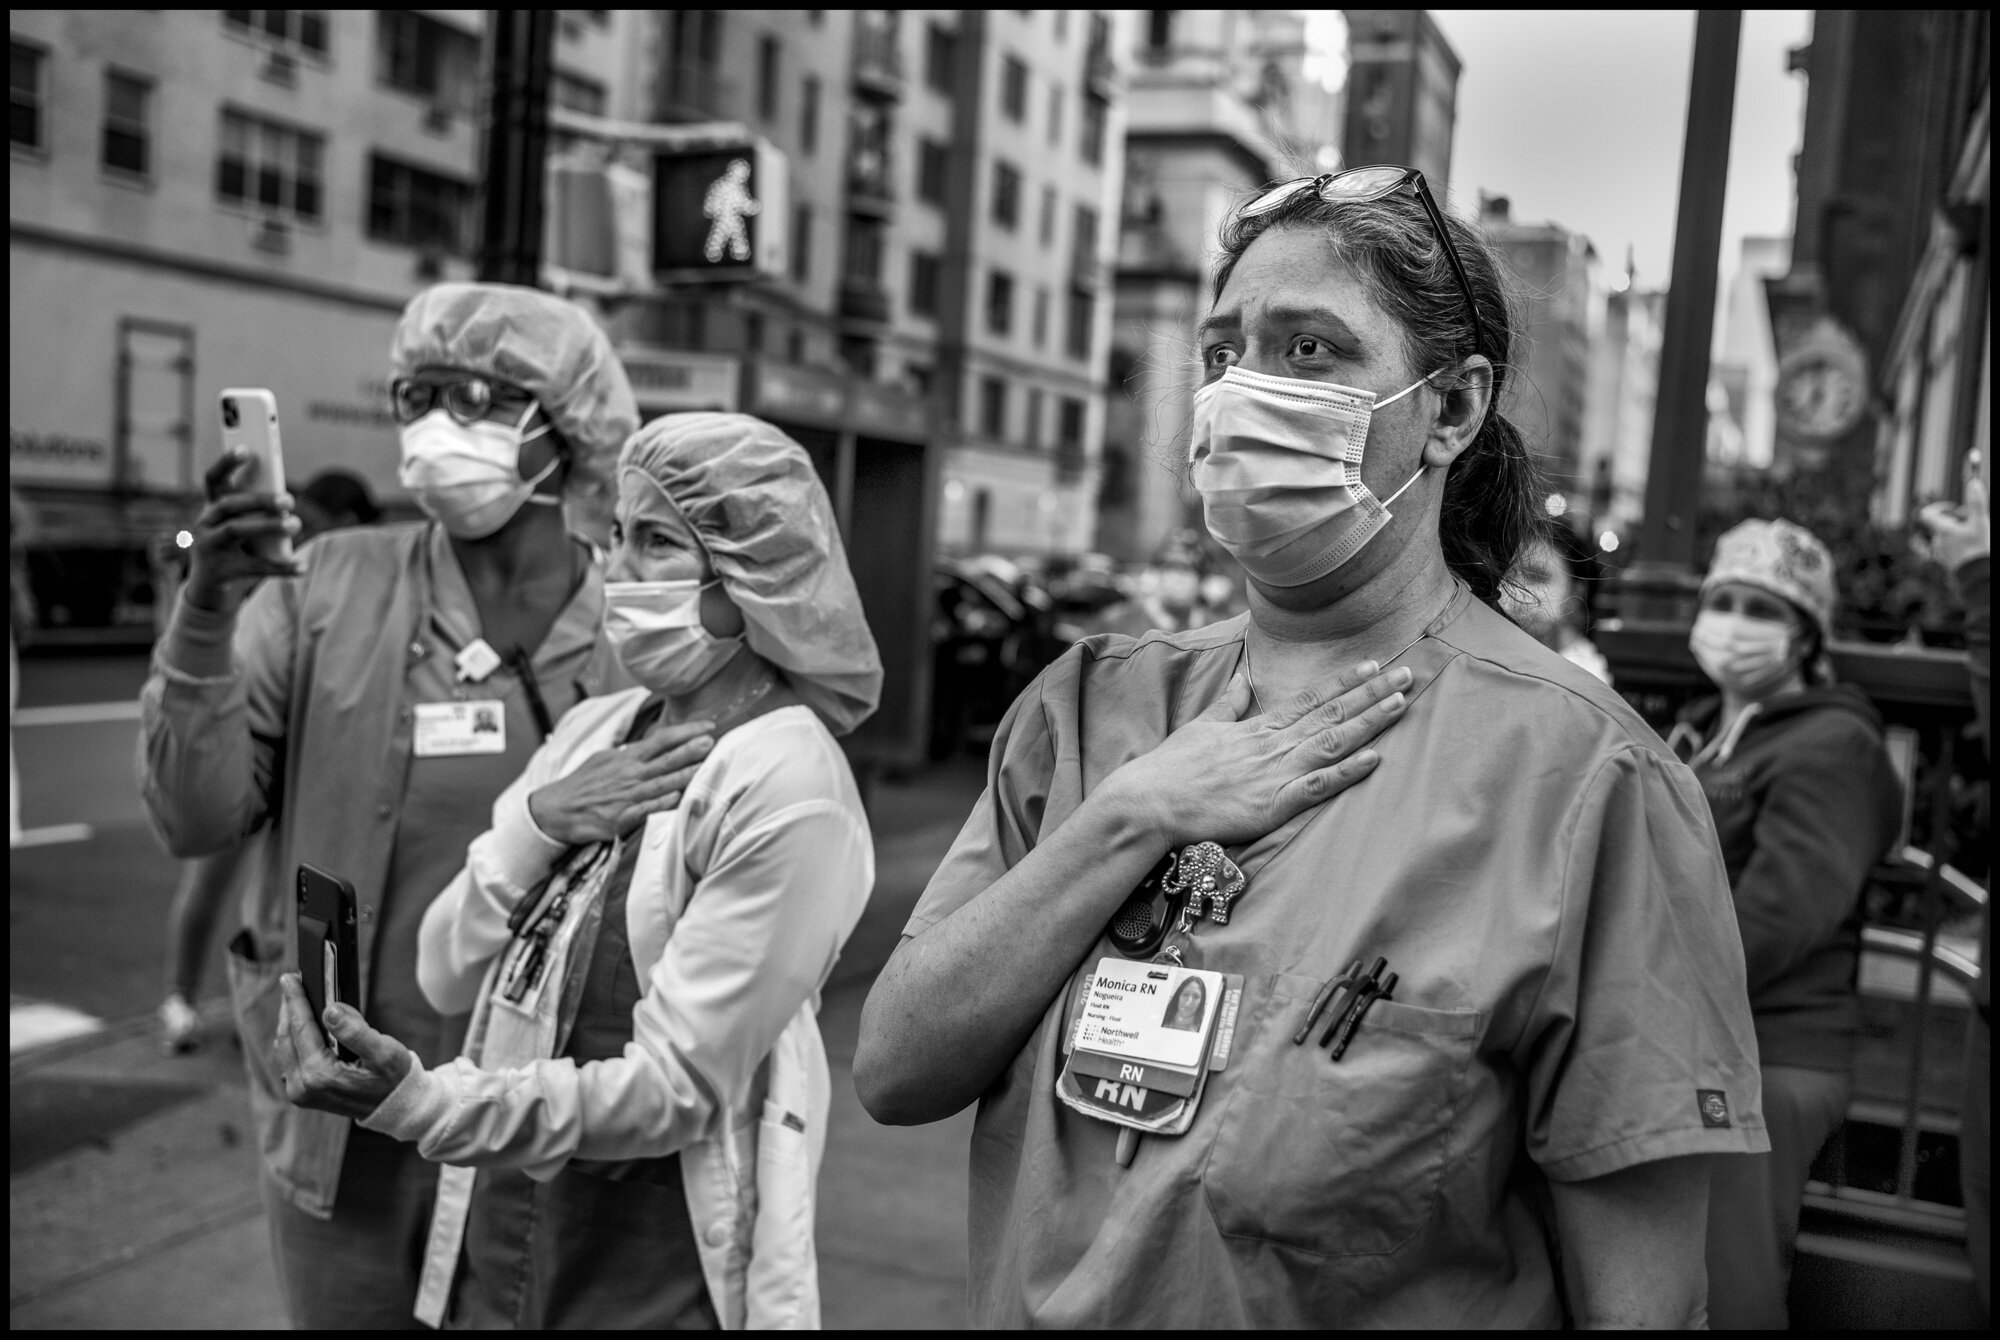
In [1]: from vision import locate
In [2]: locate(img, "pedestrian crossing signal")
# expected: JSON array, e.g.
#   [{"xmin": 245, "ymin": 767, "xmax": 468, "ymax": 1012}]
[{"xmin": 651, "ymin": 140, "xmax": 789, "ymax": 283}]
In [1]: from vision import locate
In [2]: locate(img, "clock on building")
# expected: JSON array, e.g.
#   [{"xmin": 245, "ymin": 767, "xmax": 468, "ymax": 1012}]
[{"xmin": 1774, "ymin": 318, "xmax": 1869, "ymax": 443}]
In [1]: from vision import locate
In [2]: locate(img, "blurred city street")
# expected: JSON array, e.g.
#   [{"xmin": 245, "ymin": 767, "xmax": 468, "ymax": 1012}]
[{"xmin": 10, "ymin": 652, "xmax": 986, "ymax": 1329}]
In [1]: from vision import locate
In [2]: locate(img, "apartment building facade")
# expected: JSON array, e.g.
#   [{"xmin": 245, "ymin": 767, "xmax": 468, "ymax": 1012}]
[
  {"xmin": 9, "ymin": 9, "xmax": 634, "ymax": 635},
  {"xmin": 1100, "ymin": 9, "xmax": 1342, "ymax": 564}
]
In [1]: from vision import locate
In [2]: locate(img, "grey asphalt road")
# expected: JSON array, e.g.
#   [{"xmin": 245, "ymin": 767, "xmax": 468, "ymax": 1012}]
[{"xmin": 11, "ymin": 652, "xmax": 988, "ymax": 1329}]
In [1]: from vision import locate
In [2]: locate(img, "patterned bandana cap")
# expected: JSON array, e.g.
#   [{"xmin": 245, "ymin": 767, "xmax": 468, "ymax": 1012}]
[{"xmin": 1700, "ymin": 518, "xmax": 1838, "ymax": 640}]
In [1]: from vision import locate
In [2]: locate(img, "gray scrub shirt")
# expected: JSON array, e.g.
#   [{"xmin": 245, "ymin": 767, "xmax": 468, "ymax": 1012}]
[{"xmin": 903, "ymin": 587, "xmax": 1768, "ymax": 1328}]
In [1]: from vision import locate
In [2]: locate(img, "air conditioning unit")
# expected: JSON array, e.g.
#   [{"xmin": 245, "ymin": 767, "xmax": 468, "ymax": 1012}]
[
  {"xmin": 261, "ymin": 49, "xmax": 298, "ymax": 87},
  {"xmin": 250, "ymin": 216, "xmax": 292, "ymax": 254},
  {"xmin": 423, "ymin": 102, "xmax": 454, "ymax": 134}
]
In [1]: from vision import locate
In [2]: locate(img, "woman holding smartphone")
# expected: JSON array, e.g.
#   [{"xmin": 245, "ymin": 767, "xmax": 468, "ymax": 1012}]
[
  {"xmin": 137, "ymin": 284, "xmax": 714, "ymax": 1328},
  {"xmin": 275, "ymin": 414, "xmax": 881, "ymax": 1329}
]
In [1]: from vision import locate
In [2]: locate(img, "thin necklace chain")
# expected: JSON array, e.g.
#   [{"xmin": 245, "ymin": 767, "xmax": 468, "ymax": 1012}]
[{"xmin": 1242, "ymin": 584, "xmax": 1459, "ymax": 714}]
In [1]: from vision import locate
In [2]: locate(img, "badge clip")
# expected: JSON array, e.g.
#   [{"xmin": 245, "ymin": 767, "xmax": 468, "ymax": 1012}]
[{"xmin": 455, "ymin": 638, "xmax": 503, "ymax": 684}]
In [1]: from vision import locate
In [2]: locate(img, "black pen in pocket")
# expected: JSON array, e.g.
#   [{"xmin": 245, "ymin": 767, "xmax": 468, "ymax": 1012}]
[
  {"xmin": 1328, "ymin": 971, "xmax": 1398, "ymax": 1062},
  {"xmin": 1294, "ymin": 959, "xmax": 1363, "ymax": 1045}
]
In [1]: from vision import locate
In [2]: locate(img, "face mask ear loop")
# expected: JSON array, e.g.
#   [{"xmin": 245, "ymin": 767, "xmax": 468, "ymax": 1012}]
[
  {"xmin": 1380, "ymin": 461, "xmax": 1430, "ymax": 511},
  {"xmin": 514, "ymin": 401, "xmax": 567, "ymax": 506},
  {"xmin": 1374, "ymin": 371, "xmax": 1439, "ymax": 410}
]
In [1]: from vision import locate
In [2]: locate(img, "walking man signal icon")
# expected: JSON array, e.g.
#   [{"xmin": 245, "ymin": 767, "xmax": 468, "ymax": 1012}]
[{"xmin": 702, "ymin": 159, "xmax": 760, "ymax": 264}]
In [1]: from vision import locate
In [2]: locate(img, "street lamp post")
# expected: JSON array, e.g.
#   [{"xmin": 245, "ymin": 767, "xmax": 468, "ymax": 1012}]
[
  {"xmin": 1618, "ymin": 9, "xmax": 1742, "ymax": 622},
  {"xmin": 478, "ymin": 9, "xmax": 557, "ymax": 286}
]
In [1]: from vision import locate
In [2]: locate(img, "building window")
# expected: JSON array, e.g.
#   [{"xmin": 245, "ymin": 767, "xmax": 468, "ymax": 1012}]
[
  {"xmin": 757, "ymin": 34, "xmax": 780, "ymax": 121},
  {"xmin": 787, "ymin": 328, "xmax": 806, "ymax": 363},
  {"xmin": 11, "ymin": 40, "xmax": 46, "ymax": 151},
  {"xmin": 1065, "ymin": 287, "xmax": 1094, "ymax": 360},
  {"xmin": 662, "ymin": 11, "xmax": 726, "ymax": 118},
  {"xmin": 223, "ymin": 10, "xmax": 330, "ymax": 57},
  {"xmin": 980, "ymin": 375, "xmax": 1008, "ymax": 441},
  {"xmin": 1038, "ymin": 186, "xmax": 1057, "ymax": 247},
  {"xmin": 1047, "ymin": 83, "xmax": 1063, "ymax": 147},
  {"xmin": 101, "ymin": 69, "xmax": 151, "ymax": 177},
  {"xmin": 844, "ymin": 219, "xmax": 884, "ymax": 284},
  {"xmin": 1058, "ymin": 396, "xmax": 1085, "ymax": 450},
  {"xmin": 909, "ymin": 250, "xmax": 941, "ymax": 318},
  {"xmin": 924, "ymin": 22, "xmax": 956, "ymax": 94},
  {"xmin": 916, "ymin": 137, "xmax": 948, "ymax": 205},
  {"xmin": 367, "ymin": 152, "xmax": 472, "ymax": 252},
  {"xmin": 1032, "ymin": 286, "xmax": 1050, "ymax": 348},
  {"xmin": 1000, "ymin": 54, "xmax": 1027, "ymax": 122},
  {"xmin": 800, "ymin": 74, "xmax": 820, "ymax": 154},
  {"xmin": 1025, "ymin": 388, "xmax": 1044, "ymax": 451},
  {"xmin": 1071, "ymin": 203, "xmax": 1099, "ymax": 275},
  {"xmin": 553, "ymin": 70, "xmax": 605, "ymax": 116},
  {"xmin": 217, "ymin": 109, "xmax": 324, "ymax": 222},
  {"xmin": 743, "ymin": 309, "xmax": 765, "ymax": 354},
  {"xmin": 1081, "ymin": 92, "xmax": 1108, "ymax": 167},
  {"xmin": 986, "ymin": 269, "xmax": 1015, "ymax": 336},
  {"xmin": 992, "ymin": 159, "xmax": 1021, "ymax": 230},
  {"xmin": 1146, "ymin": 10, "xmax": 1174, "ymax": 52},
  {"xmin": 376, "ymin": 11, "xmax": 479, "ymax": 111},
  {"xmin": 790, "ymin": 203, "xmax": 812, "ymax": 281}
]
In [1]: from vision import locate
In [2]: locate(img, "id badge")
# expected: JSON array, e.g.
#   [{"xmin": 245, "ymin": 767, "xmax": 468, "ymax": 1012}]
[
  {"xmin": 1056, "ymin": 957, "xmax": 1243, "ymax": 1140},
  {"xmin": 413, "ymin": 700, "xmax": 507, "ymax": 756}
]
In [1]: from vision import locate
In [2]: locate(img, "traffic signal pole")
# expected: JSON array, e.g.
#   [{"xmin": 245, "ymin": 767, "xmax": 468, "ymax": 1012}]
[
  {"xmin": 478, "ymin": 9, "xmax": 557, "ymax": 286},
  {"xmin": 1620, "ymin": 9, "xmax": 1742, "ymax": 620}
]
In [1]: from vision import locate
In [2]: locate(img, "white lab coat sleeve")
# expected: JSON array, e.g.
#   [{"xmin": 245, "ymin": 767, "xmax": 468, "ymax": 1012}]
[
  {"xmin": 368, "ymin": 796, "xmax": 872, "ymax": 1181},
  {"xmin": 413, "ymin": 699, "xmax": 623, "ymax": 1016}
]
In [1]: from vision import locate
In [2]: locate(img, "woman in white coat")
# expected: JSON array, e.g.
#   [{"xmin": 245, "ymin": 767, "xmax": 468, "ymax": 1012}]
[{"xmin": 278, "ymin": 413, "xmax": 882, "ymax": 1329}]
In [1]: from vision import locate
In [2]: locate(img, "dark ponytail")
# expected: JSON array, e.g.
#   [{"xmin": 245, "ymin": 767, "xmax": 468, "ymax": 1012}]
[
  {"xmin": 1211, "ymin": 175, "xmax": 1549, "ymax": 607},
  {"xmin": 1440, "ymin": 411, "xmax": 1547, "ymax": 607}
]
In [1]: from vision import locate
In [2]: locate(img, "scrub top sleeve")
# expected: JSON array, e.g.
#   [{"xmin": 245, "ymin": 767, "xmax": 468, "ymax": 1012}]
[
  {"xmin": 1731, "ymin": 723, "xmax": 1900, "ymax": 998},
  {"xmin": 901, "ymin": 651, "xmax": 1073, "ymax": 940},
  {"xmin": 136, "ymin": 569, "xmax": 300, "ymax": 858},
  {"xmin": 1518, "ymin": 746, "xmax": 1769, "ymax": 1183}
]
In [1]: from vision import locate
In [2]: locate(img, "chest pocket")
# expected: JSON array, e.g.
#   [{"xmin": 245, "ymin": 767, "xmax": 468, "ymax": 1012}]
[{"xmin": 1201, "ymin": 971, "xmax": 1480, "ymax": 1259}]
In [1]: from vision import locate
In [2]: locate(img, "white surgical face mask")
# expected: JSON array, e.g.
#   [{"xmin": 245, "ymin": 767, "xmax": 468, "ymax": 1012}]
[
  {"xmin": 603, "ymin": 578, "xmax": 742, "ymax": 694},
  {"xmin": 398, "ymin": 403, "xmax": 558, "ymax": 539},
  {"xmin": 1189, "ymin": 365, "xmax": 1433, "ymax": 588},
  {"xmin": 1689, "ymin": 609, "xmax": 1798, "ymax": 698}
]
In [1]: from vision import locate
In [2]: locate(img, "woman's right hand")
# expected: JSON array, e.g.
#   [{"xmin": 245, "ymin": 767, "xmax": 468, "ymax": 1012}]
[
  {"xmin": 183, "ymin": 451, "xmax": 304, "ymax": 616},
  {"xmin": 528, "ymin": 719, "xmax": 716, "ymax": 845},
  {"xmin": 1096, "ymin": 659, "xmax": 1413, "ymax": 849}
]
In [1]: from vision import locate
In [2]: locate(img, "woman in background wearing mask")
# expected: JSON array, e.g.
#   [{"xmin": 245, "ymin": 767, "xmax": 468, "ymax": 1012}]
[
  {"xmin": 137, "ymin": 284, "xmax": 703, "ymax": 1327},
  {"xmin": 276, "ymin": 414, "xmax": 881, "ymax": 1329},
  {"xmin": 1668, "ymin": 518, "xmax": 1902, "ymax": 1330},
  {"xmin": 858, "ymin": 167, "xmax": 1765, "ymax": 1327}
]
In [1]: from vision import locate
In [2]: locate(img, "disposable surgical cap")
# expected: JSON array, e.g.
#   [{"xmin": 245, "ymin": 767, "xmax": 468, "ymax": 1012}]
[
  {"xmin": 390, "ymin": 283, "xmax": 638, "ymax": 516},
  {"xmin": 618, "ymin": 413, "xmax": 883, "ymax": 737}
]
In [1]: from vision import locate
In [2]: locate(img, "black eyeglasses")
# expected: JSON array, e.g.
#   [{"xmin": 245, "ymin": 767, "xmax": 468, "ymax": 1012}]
[
  {"xmin": 390, "ymin": 373, "xmax": 535, "ymax": 427},
  {"xmin": 1239, "ymin": 166, "xmax": 1487, "ymax": 354}
]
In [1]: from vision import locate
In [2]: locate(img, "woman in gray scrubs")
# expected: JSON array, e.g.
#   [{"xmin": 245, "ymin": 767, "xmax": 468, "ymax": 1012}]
[{"xmin": 858, "ymin": 168, "xmax": 1767, "ymax": 1328}]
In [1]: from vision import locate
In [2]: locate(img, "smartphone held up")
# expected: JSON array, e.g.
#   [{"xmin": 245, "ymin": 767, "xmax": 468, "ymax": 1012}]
[{"xmin": 218, "ymin": 387, "xmax": 292, "ymax": 564}]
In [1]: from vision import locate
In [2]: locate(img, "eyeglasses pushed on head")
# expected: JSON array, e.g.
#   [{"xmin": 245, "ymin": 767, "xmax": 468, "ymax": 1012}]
[{"xmin": 1237, "ymin": 166, "xmax": 1487, "ymax": 355}]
